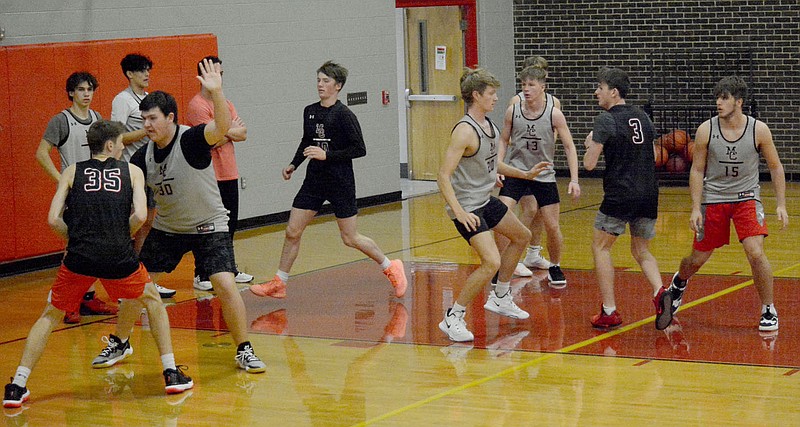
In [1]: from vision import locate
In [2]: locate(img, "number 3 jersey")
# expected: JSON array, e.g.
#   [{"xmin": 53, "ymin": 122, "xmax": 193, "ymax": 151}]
[
  {"xmin": 446, "ymin": 114, "xmax": 499, "ymax": 219},
  {"xmin": 702, "ymin": 115, "xmax": 760, "ymax": 204},
  {"xmin": 504, "ymin": 93, "xmax": 556, "ymax": 183},
  {"xmin": 138, "ymin": 125, "xmax": 229, "ymax": 234},
  {"xmin": 63, "ymin": 158, "xmax": 138, "ymax": 278}
]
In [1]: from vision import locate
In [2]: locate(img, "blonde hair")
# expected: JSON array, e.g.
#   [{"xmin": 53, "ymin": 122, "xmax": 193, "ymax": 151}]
[
  {"xmin": 522, "ymin": 56, "xmax": 549, "ymax": 78},
  {"xmin": 518, "ymin": 65, "xmax": 547, "ymax": 83},
  {"xmin": 460, "ymin": 67, "xmax": 501, "ymax": 105}
]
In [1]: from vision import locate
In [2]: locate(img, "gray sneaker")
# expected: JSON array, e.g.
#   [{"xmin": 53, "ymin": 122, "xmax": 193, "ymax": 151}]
[
  {"xmin": 92, "ymin": 334, "xmax": 133, "ymax": 368},
  {"xmin": 235, "ymin": 344, "xmax": 266, "ymax": 373}
]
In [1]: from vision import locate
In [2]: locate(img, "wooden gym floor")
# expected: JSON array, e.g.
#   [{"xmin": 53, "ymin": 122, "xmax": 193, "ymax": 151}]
[{"xmin": 1, "ymin": 177, "xmax": 799, "ymax": 426}]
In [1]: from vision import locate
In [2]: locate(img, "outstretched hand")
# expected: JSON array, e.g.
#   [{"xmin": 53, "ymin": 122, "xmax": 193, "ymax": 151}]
[
  {"xmin": 524, "ymin": 161, "xmax": 553, "ymax": 180},
  {"xmin": 196, "ymin": 58, "xmax": 223, "ymax": 94}
]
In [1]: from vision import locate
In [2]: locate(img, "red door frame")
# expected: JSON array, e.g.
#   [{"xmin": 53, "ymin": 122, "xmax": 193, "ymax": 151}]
[{"xmin": 395, "ymin": 0, "xmax": 478, "ymax": 68}]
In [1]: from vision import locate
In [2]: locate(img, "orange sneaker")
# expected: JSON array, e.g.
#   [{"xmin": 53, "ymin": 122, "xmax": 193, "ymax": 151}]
[
  {"xmin": 383, "ymin": 259, "xmax": 407, "ymax": 297},
  {"xmin": 590, "ymin": 304, "xmax": 622, "ymax": 329},
  {"xmin": 249, "ymin": 275, "xmax": 287, "ymax": 298},
  {"xmin": 64, "ymin": 311, "xmax": 81, "ymax": 324},
  {"xmin": 80, "ymin": 297, "xmax": 119, "ymax": 315}
]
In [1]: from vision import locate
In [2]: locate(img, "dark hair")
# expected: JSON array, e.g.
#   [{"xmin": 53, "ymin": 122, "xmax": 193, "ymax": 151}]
[
  {"xmin": 86, "ymin": 120, "xmax": 126, "ymax": 155},
  {"xmin": 317, "ymin": 60, "xmax": 348, "ymax": 88},
  {"xmin": 713, "ymin": 75, "xmax": 748, "ymax": 101},
  {"xmin": 597, "ymin": 67, "xmax": 629, "ymax": 99},
  {"xmin": 140, "ymin": 91, "xmax": 178, "ymax": 123},
  {"xmin": 120, "ymin": 54, "xmax": 153, "ymax": 78},
  {"xmin": 65, "ymin": 72, "xmax": 98, "ymax": 101},
  {"xmin": 197, "ymin": 55, "xmax": 222, "ymax": 76}
]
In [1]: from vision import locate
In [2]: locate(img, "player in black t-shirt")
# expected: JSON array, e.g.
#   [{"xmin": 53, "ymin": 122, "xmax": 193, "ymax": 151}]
[
  {"xmin": 251, "ymin": 61, "xmax": 407, "ymax": 299},
  {"xmin": 583, "ymin": 68, "xmax": 671, "ymax": 331}
]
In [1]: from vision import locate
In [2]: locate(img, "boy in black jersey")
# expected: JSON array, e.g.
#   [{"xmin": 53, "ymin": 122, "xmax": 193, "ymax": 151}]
[
  {"xmin": 583, "ymin": 68, "xmax": 671, "ymax": 331},
  {"xmin": 250, "ymin": 61, "xmax": 407, "ymax": 299},
  {"xmin": 4, "ymin": 121, "xmax": 192, "ymax": 409}
]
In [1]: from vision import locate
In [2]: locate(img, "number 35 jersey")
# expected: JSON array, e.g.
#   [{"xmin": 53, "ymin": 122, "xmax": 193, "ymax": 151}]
[{"xmin": 702, "ymin": 115, "xmax": 760, "ymax": 204}]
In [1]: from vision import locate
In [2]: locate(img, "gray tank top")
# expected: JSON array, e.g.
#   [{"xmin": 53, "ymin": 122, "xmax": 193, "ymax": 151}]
[
  {"xmin": 58, "ymin": 109, "xmax": 101, "ymax": 169},
  {"xmin": 145, "ymin": 125, "xmax": 229, "ymax": 234},
  {"xmin": 702, "ymin": 116, "xmax": 760, "ymax": 204},
  {"xmin": 504, "ymin": 93, "xmax": 556, "ymax": 183},
  {"xmin": 445, "ymin": 114, "xmax": 499, "ymax": 219}
]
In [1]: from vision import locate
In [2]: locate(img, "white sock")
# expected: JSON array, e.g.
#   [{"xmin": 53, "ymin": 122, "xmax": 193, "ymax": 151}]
[
  {"xmin": 528, "ymin": 245, "xmax": 542, "ymax": 256},
  {"xmin": 161, "ymin": 353, "xmax": 176, "ymax": 371},
  {"xmin": 13, "ymin": 366, "xmax": 31, "ymax": 388},
  {"xmin": 602, "ymin": 304, "xmax": 616, "ymax": 315},
  {"xmin": 380, "ymin": 257, "xmax": 392, "ymax": 270},
  {"xmin": 276, "ymin": 270, "xmax": 289, "ymax": 282},
  {"xmin": 495, "ymin": 281, "xmax": 510, "ymax": 297},
  {"xmin": 451, "ymin": 302, "xmax": 466, "ymax": 313}
]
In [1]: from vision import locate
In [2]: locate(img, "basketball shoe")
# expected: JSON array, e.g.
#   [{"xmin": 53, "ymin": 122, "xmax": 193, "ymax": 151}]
[
  {"xmin": 668, "ymin": 272, "xmax": 687, "ymax": 314},
  {"xmin": 3, "ymin": 382, "xmax": 29, "ymax": 409},
  {"xmin": 249, "ymin": 275, "xmax": 287, "ymax": 298},
  {"xmin": 383, "ymin": 259, "xmax": 408, "ymax": 297},
  {"xmin": 234, "ymin": 270, "xmax": 254, "ymax": 283},
  {"xmin": 759, "ymin": 309, "xmax": 779, "ymax": 332},
  {"xmin": 235, "ymin": 343, "xmax": 267, "ymax": 373},
  {"xmin": 547, "ymin": 265, "xmax": 567, "ymax": 288},
  {"xmin": 590, "ymin": 305, "xmax": 622, "ymax": 329},
  {"xmin": 79, "ymin": 296, "xmax": 118, "ymax": 316},
  {"xmin": 163, "ymin": 366, "xmax": 194, "ymax": 394},
  {"xmin": 154, "ymin": 284, "xmax": 176, "ymax": 298},
  {"xmin": 193, "ymin": 276, "xmax": 213, "ymax": 291},
  {"xmin": 514, "ymin": 262, "xmax": 533, "ymax": 277},
  {"xmin": 653, "ymin": 286, "xmax": 673, "ymax": 330},
  {"xmin": 439, "ymin": 308, "xmax": 473, "ymax": 342},
  {"xmin": 523, "ymin": 246, "xmax": 552, "ymax": 270},
  {"xmin": 484, "ymin": 290, "xmax": 530, "ymax": 319},
  {"xmin": 92, "ymin": 334, "xmax": 133, "ymax": 368}
]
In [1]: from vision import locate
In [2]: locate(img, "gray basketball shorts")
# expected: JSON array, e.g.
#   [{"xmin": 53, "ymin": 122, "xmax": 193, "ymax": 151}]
[{"xmin": 594, "ymin": 211, "xmax": 656, "ymax": 239}]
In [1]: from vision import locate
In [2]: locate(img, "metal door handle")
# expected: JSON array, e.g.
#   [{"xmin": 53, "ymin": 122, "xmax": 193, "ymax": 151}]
[{"xmin": 405, "ymin": 88, "xmax": 457, "ymax": 108}]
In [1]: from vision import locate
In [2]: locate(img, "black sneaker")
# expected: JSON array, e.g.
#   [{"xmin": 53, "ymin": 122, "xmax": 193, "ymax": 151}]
[
  {"xmin": 3, "ymin": 381, "xmax": 30, "ymax": 408},
  {"xmin": 669, "ymin": 272, "xmax": 687, "ymax": 314},
  {"xmin": 759, "ymin": 310, "xmax": 779, "ymax": 332},
  {"xmin": 548, "ymin": 265, "xmax": 567, "ymax": 289},
  {"xmin": 163, "ymin": 366, "xmax": 194, "ymax": 394},
  {"xmin": 92, "ymin": 334, "xmax": 133, "ymax": 368}
]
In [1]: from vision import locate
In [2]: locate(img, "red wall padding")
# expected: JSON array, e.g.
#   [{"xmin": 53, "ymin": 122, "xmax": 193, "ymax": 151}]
[{"xmin": 0, "ymin": 34, "xmax": 218, "ymax": 262}]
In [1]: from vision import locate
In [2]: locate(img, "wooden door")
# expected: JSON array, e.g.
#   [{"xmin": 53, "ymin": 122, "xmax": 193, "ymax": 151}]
[{"xmin": 405, "ymin": 6, "xmax": 465, "ymax": 181}]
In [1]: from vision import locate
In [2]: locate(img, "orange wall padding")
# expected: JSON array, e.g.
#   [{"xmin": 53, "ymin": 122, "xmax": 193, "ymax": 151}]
[{"xmin": 0, "ymin": 34, "xmax": 218, "ymax": 263}]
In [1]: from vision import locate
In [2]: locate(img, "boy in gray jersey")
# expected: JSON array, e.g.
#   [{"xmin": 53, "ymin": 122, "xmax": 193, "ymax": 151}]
[
  {"xmin": 34, "ymin": 71, "xmax": 117, "ymax": 324},
  {"xmin": 111, "ymin": 53, "xmax": 176, "ymax": 300},
  {"xmin": 437, "ymin": 67, "xmax": 550, "ymax": 342},
  {"xmin": 666, "ymin": 76, "xmax": 788, "ymax": 333},
  {"xmin": 584, "ymin": 68, "xmax": 672, "ymax": 331}
]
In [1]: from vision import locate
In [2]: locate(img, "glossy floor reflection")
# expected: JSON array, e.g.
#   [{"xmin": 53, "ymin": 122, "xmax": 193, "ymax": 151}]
[{"xmin": 1, "ymin": 178, "xmax": 799, "ymax": 426}]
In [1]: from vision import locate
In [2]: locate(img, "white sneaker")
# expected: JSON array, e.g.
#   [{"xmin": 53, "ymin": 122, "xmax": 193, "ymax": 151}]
[
  {"xmin": 235, "ymin": 271, "xmax": 254, "ymax": 283},
  {"xmin": 438, "ymin": 309, "xmax": 474, "ymax": 342},
  {"xmin": 513, "ymin": 262, "xmax": 533, "ymax": 277},
  {"xmin": 484, "ymin": 290, "xmax": 530, "ymax": 319},
  {"xmin": 523, "ymin": 246, "xmax": 552, "ymax": 270},
  {"xmin": 155, "ymin": 284, "xmax": 176, "ymax": 298},
  {"xmin": 193, "ymin": 276, "xmax": 213, "ymax": 291}
]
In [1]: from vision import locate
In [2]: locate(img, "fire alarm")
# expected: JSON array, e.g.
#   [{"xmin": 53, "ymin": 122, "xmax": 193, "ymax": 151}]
[{"xmin": 382, "ymin": 90, "xmax": 390, "ymax": 105}]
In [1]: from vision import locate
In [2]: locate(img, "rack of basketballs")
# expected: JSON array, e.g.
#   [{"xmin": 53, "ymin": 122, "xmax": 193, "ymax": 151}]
[{"xmin": 654, "ymin": 129, "xmax": 694, "ymax": 174}]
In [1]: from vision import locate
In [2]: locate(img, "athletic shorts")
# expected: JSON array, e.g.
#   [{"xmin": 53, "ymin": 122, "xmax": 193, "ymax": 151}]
[
  {"xmin": 694, "ymin": 200, "xmax": 768, "ymax": 252},
  {"xmin": 139, "ymin": 228, "xmax": 236, "ymax": 276},
  {"xmin": 498, "ymin": 178, "xmax": 560, "ymax": 207},
  {"xmin": 49, "ymin": 263, "xmax": 149, "ymax": 312},
  {"xmin": 594, "ymin": 211, "xmax": 656, "ymax": 239},
  {"xmin": 453, "ymin": 196, "xmax": 509, "ymax": 242},
  {"xmin": 293, "ymin": 181, "xmax": 358, "ymax": 219}
]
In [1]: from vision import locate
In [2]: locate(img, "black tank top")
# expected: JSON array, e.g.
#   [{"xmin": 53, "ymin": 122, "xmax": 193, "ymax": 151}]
[{"xmin": 63, "ymin": 158, "xmax": 139, "ymax": 279}]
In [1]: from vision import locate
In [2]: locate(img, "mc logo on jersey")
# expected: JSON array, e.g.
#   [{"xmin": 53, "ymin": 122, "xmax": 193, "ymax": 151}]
[
  {"xmin": 315, "ymin": 124, "xmax": 325, "ymax": 139},
  {"xmin": 526, "ymin": 123, "xmax": 536, "ymax": 136},
  {"xmin": 726, "ymin": 146, "xmax": 738, "ymax": 161}
]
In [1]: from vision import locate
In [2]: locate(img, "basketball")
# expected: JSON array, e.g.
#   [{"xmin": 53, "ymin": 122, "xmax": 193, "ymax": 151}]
[
  {"xmin": 654, "ymin": 143, "xmax": 669, "ymax": 168},
  {"xmin": 665, "ymin": 153, "xmax": 688, "ymax": 173},
  {"xmin": 683, "ymin": 140, "xmax": 696, "ymax": 163},
  {"xmin": 661, "ymin": 129, "xmax": 689, "ymax": 154}
]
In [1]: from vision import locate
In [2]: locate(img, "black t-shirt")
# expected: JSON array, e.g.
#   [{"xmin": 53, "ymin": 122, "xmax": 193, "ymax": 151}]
[
  {"xmin": 592, "ymin": 104, "xmax": 659, "ymax": 219},
  {"xmin": 290, "ymin": 100, "xmax": 366, "ymax": 186},
  {"xmin": 63, "ymin": 158, "xmax": 139, "ymax": 279}
]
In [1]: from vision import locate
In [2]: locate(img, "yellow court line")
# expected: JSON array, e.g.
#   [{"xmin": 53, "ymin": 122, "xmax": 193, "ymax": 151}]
[{"xmin": 352, "ymin": 262, "xmax": 800, "ymax": 426}]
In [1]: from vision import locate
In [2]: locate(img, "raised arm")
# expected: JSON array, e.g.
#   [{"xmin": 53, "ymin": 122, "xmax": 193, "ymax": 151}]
[{"xmin": 199, "ymin": 58, "xmax": 231, "ymax": 146}]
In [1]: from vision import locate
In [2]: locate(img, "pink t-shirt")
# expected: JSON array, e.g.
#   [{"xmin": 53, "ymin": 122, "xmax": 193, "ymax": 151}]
[{"xmin": 186, "ymin": 93, "xmax": 240, "ymax": 181}]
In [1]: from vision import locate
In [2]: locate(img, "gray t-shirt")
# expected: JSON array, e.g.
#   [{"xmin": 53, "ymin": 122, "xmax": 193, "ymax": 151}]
[
  {"xmin": 42, "ymin": 109, "xmax": 102, "ymax": 170},
  {"xmin": 445, "ymin": 114, "xmax": 499, "ymax": 219}
]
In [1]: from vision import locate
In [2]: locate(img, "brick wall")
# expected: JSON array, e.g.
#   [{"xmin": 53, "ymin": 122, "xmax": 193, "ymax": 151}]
[{"xmin": 513, "ymin": 0, "xmax": 800, "ymax": 177}]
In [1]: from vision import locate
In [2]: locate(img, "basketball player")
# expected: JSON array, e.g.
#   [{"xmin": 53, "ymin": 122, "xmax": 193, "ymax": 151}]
[
  {"xmin": 496, "ymin": 65, "xmax": 580, "ymax": 289},
  {"xmin": 506, "ymin": 55, "xmax": 564, "ymax": 275},
  {"xmin": 4, "ymin": 121, "xmax": 192, "ymax": 409},
  {"xmin": 250, "ymin": 61, "xmax": 407, "ymax": 300},
  {"xmin": 186, "ymin": 55, "xmax": 254, "ymax": 291},
  {"xmin": 106, "ymin": 59, "xmax": 267, "ymax": 373},
  {"xmin": 34, "ymin": 71, "xmax": 117, "ymax": 323},
  {"xmin": 583, "ymin": 67, "xmax": 672, "ymax": 330},
  {"xmin": 111, "ymin": 53, "xmax": 176, "ymax": 299},
  {"xmin": 437, "ymin": 67, "xmax": 550, "ymax": 342},
  {"xmin": 666, "ymin": 76, "xmax": 788, "ymax": 332}
]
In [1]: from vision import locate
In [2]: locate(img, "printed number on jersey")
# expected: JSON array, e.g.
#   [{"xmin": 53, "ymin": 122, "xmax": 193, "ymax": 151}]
[
  {"xmin": 83, "ymin": 168, "xmax": 122, "ymax": 192},
  {"xmin": 628, "ymin": 118, "xmax": 644, "ymax": 144}
]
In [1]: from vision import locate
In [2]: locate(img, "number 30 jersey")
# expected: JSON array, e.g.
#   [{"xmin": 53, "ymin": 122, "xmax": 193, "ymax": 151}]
[
  {"xmin": 445, "ymin": 114, "xmax": 499, "ymax": 219},
  {"xmin": 64, "ymin": 157, "xmax": 138, "ymax": 278},
  {"xmin": 702, "ymin": 115, "xmax": 760, "ymax": 204}
]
